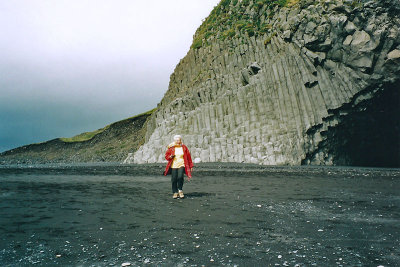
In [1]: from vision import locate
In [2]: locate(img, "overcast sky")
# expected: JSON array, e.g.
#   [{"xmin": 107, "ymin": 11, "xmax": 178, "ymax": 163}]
[{"xmin": 0, "ymin": 0, "xmax": 220, "ymax": 152}]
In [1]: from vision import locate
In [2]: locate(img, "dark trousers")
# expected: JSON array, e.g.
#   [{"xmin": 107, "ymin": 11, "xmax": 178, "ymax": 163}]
[{"xmin": 171, "ymin": 167, "xmax": 184, "ymax": 193}]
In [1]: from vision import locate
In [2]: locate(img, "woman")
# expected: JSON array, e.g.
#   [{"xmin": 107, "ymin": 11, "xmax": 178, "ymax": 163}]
[{"xmin": 164, "ymin": 135, "xmax": 193, "ymax": 199}]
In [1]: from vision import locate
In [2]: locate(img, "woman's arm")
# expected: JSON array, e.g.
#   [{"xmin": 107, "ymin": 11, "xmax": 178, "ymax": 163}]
[
  {"xmin": 185, "ymin": 146, "xmax": 194, "ymax": 169},
  {"xmin": 165, "ymin": 147, "xmax": 174, "ymax": 161}
]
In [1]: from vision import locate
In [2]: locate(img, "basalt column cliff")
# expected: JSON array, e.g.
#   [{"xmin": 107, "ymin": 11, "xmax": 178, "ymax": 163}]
[{"xmin": 127, "ymin": 0, "xmax": 400, "ymax": 167}]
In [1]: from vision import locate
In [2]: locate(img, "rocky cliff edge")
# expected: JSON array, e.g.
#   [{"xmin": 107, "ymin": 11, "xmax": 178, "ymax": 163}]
[{"xmin": 127, "ymin": 0, "xmax": 400, "ymax": 167}]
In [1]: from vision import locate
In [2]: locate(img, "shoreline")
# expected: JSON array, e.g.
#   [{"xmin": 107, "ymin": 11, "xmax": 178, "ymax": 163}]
[{"xmin": 1, "ymin": 162, "xmax": 399, "ymax": 177}]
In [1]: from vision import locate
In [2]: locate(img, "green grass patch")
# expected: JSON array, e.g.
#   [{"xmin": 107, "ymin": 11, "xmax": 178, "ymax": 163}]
[
  {"xmin": 118, "ymin": 108, "xmax": 156, "ymax": 123},
  {"xmin": 60, "ymin": 108, "xmax": 156, "ymax": 143},
  {"xmin": 60, "ymin": 127, "xmax": 110, "ymax": 143},
  {"xmin": 222, "ymin": 28, "xmax": 236, "ymax": 40},
  {"xmin": 191, "ymin": 37, "xmax": 203, "ymax": 49},
  {"xmin": 189, "ymin": 0, "xmax": 294, "ymax": 49}
]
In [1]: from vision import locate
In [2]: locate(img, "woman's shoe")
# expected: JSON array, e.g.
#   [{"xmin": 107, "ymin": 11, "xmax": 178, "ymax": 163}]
[
  {"xmin": 178, "ymin": 190, "xmax": 184, "ymax": 199},
  {"xmin": 173, "ymin": 193, "xmax": 179, "ymax": 199}
]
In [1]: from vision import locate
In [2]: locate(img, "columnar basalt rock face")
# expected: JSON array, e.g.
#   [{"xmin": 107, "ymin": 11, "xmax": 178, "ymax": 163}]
[{"xmin": 127, "ymin": 0, "xmax": 400, "ymax": 167}]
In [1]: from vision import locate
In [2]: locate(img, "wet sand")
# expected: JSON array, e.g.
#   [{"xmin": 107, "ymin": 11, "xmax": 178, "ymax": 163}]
[{"xmin": 0, "ymin": 163, "xmax": 399, "ymax": 266}]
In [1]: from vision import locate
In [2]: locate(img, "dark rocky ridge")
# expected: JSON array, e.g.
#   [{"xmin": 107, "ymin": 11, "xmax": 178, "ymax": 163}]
[
  {"xmin": 127, "ymin": 0, "xmax": 400, "ymax": 167},
  {"xmin": 0, "ymin": 112, "xmax": 151, "ymax": 164}
]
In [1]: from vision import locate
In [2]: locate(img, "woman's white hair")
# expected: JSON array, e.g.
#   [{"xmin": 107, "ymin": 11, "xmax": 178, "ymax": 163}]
[{"xmin": 174, "ymin": 135, "xmax": 182, "ymax": 141}]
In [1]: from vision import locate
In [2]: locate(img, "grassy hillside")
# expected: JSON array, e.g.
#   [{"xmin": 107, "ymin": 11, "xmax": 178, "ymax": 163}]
[
  {"xmin": 191, "ymin": 0, "xmax": 300, "ymax": 49},
  {"xmin": 59, "ymin": 109, "xmax": 155, "ymax": 143},
  {"xmin": 0, "ymin": 109, "xmax": 155, "ymax": 164}
]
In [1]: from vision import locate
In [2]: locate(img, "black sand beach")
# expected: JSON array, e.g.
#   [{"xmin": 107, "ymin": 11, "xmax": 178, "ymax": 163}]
[{"xmin": 0, "ymin": 163, "xmax": 399, "ymax": 266}]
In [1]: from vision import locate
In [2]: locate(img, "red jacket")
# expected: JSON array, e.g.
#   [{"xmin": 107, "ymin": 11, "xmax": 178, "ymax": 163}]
[{"xmin": 164, "ymin": 144, "xmax": 193, "ymax": 178}]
